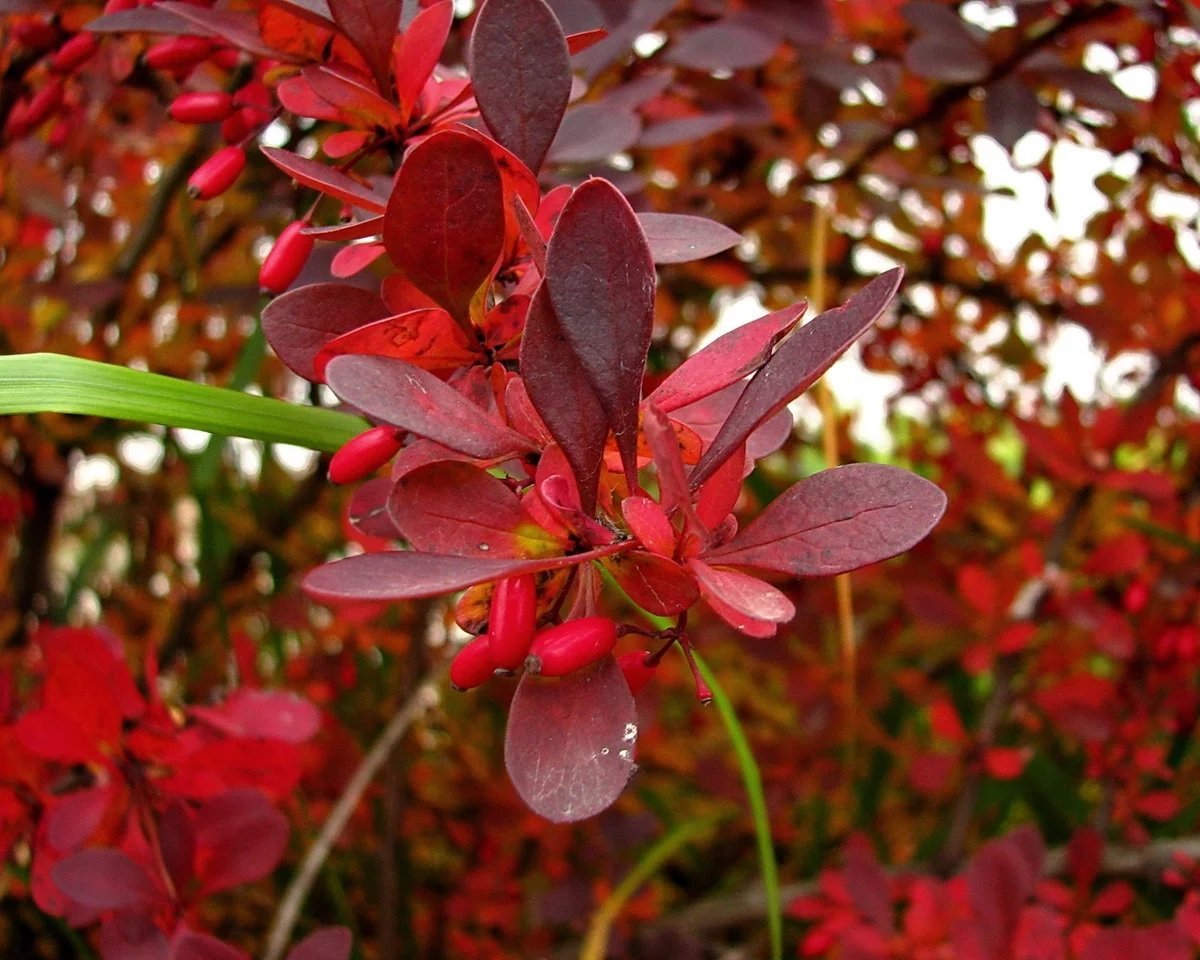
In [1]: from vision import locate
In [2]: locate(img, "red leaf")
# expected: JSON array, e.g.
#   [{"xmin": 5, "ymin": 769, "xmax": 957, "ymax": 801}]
[
  {"xmin": 285, "ymin": 928, "xmax": 353, "ymax": 960},
  {"xmin": 604, "ymin": 551, "xmax": 698, "ymax": 616},
  {"xmin": 192, "ymin": 689, "xmax": 320, "ymax": 744},
  {"xmin": 260, "ymin": 147, "xmax": 388, "ymax": 212},
  {"xmin": 470, "ymin": 0, "xmax": 571, "ymax": 173},
  {"xmin": 965, "ymin": 832, "xmax": 1042, "ymax": 960},
  {"xmin": 504, "ymin": 655, "xmax": 637, "ymax": 821},
  {"xmin": 194, "ymin": 788, "xmax": 289, "ymax": 895},
  {"xmin": 519, "ymin": 285, "xmax": 609, "ymax": 512},
  {"xmin": 98, "ymin": 913, "xmax": 169, "ymax": 960},
  {"xmin": 646, "ymin": 302, "xmax": 805, "ymax": 412},
  {"xmin": 302, "ymin": 216, "xmax": 383, "ymax": 242},
  {"xmin": 303, "ymin": 545, "xmax": 624, "ymax": 603},
  {"xmin": 388, "ymin": 461, "xmax": 561, "ymax": 557},
  {"xmin": 314, "ymin": 308, "xmax": 477, "ymax": 377},
  {"xmin": 688, "ymin": 559, "xmax": 793, "ymax": 636},
  {"xmin": 328, "ymin": 0, "xmax": 400, "ymax": 92},
  {"xmin": 301, "ymin": 64, "xmax": 404, "ymax": 127},
  {"xmin": 261, "ymin": 283, "xmax": 389, "ymax": 381},
  {"xmin": 620, "ymin": 496, "xmax": 675, "ymax": 556},
  {"xmin": 324, "ymin": 355, "xmax": 534, "ymax": 459},
  {"xmin": 636, "ymin": 212, "xmax": 742, "ymax": 264},
  {"xmin": 545, "ymin": 178, "xmax": 655, "ymax": 486},
  {"xmin": 843, "ymin": 835, "xmax": 893, "ymax": 934},
  {"xmin": 52, "ymin": 849, "xmax": 162, "ymax": 911},
  {"xmin": 171, "ymin": 928, "xmax": 251, "ymax": 960},
  {"xmin": 690, "ymin": 269, "xmax": 902, "ymax": 490},
  {"xmin": 383, "ymin": 130, "xmax": 505, "ymax": 325},
  {"xmin": 394, "ymin": 1, "xmax": 453, "ymax": 123},
  {"xmin": 1079, "ymin": 926, "xmax": 1191, "ymax": 960},
  {"xmin": 704, "ymin": 463, "xmax": 946, "ymax": 576}
]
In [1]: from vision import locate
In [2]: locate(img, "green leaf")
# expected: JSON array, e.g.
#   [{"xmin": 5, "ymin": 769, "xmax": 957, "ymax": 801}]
[{"xmin": 0, "ymin": 353, "xmax": 364, "ymax": 452}]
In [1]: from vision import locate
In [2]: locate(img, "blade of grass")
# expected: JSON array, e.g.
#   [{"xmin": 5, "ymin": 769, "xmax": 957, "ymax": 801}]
[
  {"xmin": 0, "ymin": 353, "xmax": 364, "ymax": 453},
  {"xmin": 691, "ymin": 650, "xmax": 782, "ymax": 960},
  {"xmin": 580, "ymin": 816, "xmax": 721, "ymax": 960}
]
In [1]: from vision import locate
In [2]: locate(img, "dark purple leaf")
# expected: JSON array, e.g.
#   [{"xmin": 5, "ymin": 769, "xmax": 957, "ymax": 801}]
[
  {"xmin": 965, "ymin": 830, "xmax": 1043, "ymax": 960},
  {"xmin": 1032, "ymin": 66, "xmax": 1137, "ymax": 115},
  {"xmin": 985, "ymin": 75, "xmax": 1041, "ymax": 152},
  {"xmin": 194, "ymin": 789, "xmax": 289, "ymax": 895},
  {"xmin": 325, "ymin": 355, "xmax": 534, "ymax": 459},
  {"xmin": 689, "ymin": 268, "xmax": 902, "ymax": 490},
  {"xmin": 544, "ymin": 0, "xmax": 605, "ymax": 34},
  {"xmin": 303, "ymin": 545, "xmax": 623, "ymax": 603},
  {"xmin": 570, "ymin": 0, "xmax": 677, "ymax": 79},
  {"xmin": 86, "ymin": 7, "xmax": 203, "ymax": 33},
  {"xmin": 383, "ymin": 131, "xmax": 505, "ymax": 326},
  {"xmin": 904, "ymin": 35, "xmax": 990, "ymax": 84},
  {"xmin": 157, "ymin": 2, "xmax": 284, "ymax": 60},
  {"xmin": 636, "ymin": 212, "xmax": 742, "ymax": 264},
  {"xmin": 504, "ymin": 655, "xmax": 637, "ymax": 822},
  {"xmin": 158, "ymin": 800, "xmax": 195, "ymax": 894},
  {"xmin": 545, "ymin": 178, "xmax": 655, "ymax": 487},
  {"xmin": 261, "ymin": 283, "xmax": 390, "ymax": 381},
  {"xmin": 52, "ymin": 849, "xmax": 162, "ymax": 911},
  {"xmin": 1079, "ymin": 926, "xmax": 1191, "ymax": 960},
  {"xmin": 665, "ymin": 19, "xmax": 780, "ymax": 70},
  {"xmin": 704, "ymin": 463, "xmax": 947, "ymax": 576},
  {"xmin": 520, "ymin": 282, "xmax": 610, "ymax": 515},
  {"xmin": 545, "ymin": 103, "xmax": 643, "ymax": 165},
  {"xmin": 647, "ymin": 302, "xmax": 805, "ymax": 412},
  {"xmin": 470, "ymin": 0, "xmax": 571, "ymax": 173},
  {"xmin": 285, "ymin": 928, "xmax": 353, "ymax": 960},
  {"xmin": 348, "ymin": 477, "xmax": 399, "ymax": 538},
  {"xmin": 741, "ymin": 0, "xmax": 830, "ymax": 45},
  {"xmin": 687, "ymin": 559, "xmax": 793, "ymax": 636},
  {"xmin": 171, "ymin": 929, "xmax": 250, "ymax": 960},
  {"xmin": 394, "ymin": 2, "xmax": 454, "ymax": 122},
  {"xmin": 99, "ymin": 914, "xmax": 169, "ymax": 960},
  {"xmin": 328, "ymin": 0, "xmax": 401, "ymax": 92},
  {"xmin": 638, "ymin": 113, "xmax": 735, "ymax": 149},
  {"xmin": 260, "ymin": 147, "xmax": 388, "ymax": 212},
  {"xmin": 388, "ymin": 461, "xmax": 561, "ymax": 557},
  {"xmin": 843, "ymin": 836, "xmax": 893, "ymax": 934}
]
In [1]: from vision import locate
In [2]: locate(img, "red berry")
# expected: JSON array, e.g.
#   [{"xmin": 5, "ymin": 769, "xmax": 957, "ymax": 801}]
[
  {"xmin": 187, "ymin": 145, "xmax": 245, "ymax": 200},
  {"xmin": 616, "ymin": 650, "xmax": 656, "ymax": 696},
  {"xmin": 50, "ymin": 33, "xmax": 100, "ymax": 74},
  {"xmin": 169, "ymin": 91, "xmax": 234, "ymax": 124},
  {"xmin": 13, "ymin": 19, "xmax": 60, "ymax": 52},
  {"xmin": 526, "ymin": 617, "xmax": 617, "ymax": 678},
  {"xmin": 144, "ymin": 36, "xmax": 212, "ymax": 72},
  {"xmin": 487, "ymin": 575, "xmax": 537, "ymax": 671},
  {"xmin": 328, "ymin": 426, "xmax": 403, "ymax": 485},
  {"xmin": 450, "ymin": 634, "xmax": 494, "ymax": 691},
  {"xmin": 5, "ymin": 79, "xmax": 64, "ymax": 139},
  {"xmin": 258, "ymin": 221, "xmax": 315, "ymax": 294}
]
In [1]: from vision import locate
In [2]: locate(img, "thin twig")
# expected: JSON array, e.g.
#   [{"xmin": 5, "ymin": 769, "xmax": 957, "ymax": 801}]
[{"xmin": 261, "ymin": 667, "xmax": 445, "ymax": 960}]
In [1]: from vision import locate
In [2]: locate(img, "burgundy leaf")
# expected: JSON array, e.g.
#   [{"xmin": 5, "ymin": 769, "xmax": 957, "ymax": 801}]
[
  {"xmin": 569, "ymin": 0, "xmax": 675, "ymax": 80},
  {"xmin": 642, "ymin": 404, "xmax": 691, "ymax": 514},
  {"xmin": 394, "ymin": 1, "xmax": 454, "ymax": 123},
  {"xmin": 504, "ymin": 655, "xmax": 637, "ymax": 822},
  {"xmin": 519, "ymin": 285, "xmax": 609, "ymax": 513},
  {"xmin": 985, "ymin": 75, "xmax": 1041, "ymax": 152},
  {"xmin": 44, "ymin": 786, "xmax": 113, "ymax": 853},
  {"xmin": 285, "ymin": 928, "xmax": 353, "ymax": 960},
  {"xmin": 545, "ymin": 178, "xmax": 655, "ymax": 487},
  {"xmin": 388, "ymin": 461, "xmax": 561, "ymax": 557},
  {"xmin": 52, "ymin": 849, "xmax": 162, "ymax": 911},
  {"xmin": 1032, "ymin": 66, "xmax": 1138, "ymax": 115},
  {"xmin": 1079, "ymin": 926, "xmax": 1191, "ymax": 960},
  {"xmin": 965, "ymin": 831, "xmax": 1043, "ymax": 960},
  {"xmin": 157, "ymin": 3, "xmax": 283, "ymax": 60},
  {"xmin": 158, "ymin": 800, "xmax": 196, "ymax": 895},
  {"xmin": 470, "ymin": 0, "xmax": 571, "ymax": 173},
  {"xmin": 314, "ymin": 308, "xmax": 477, "ymax": 377},
  {"xmin": 191, "ymin": 689, "xmax": 321, "ymax": 744},
  {"xmin": 842, "ymin": 836, "xmax": 893, "ymax": 934},
  {"xmin": 638, "ymin": 113, "xmax": 735, "ymax": 149},
  {"xmin": 664, "ymin": 18, "xmax": 780, "ymax": 70},
  {"xmin": 646, "ymin": 301, "xmax": 806, "ymax": 412},
  {"xmin": 86, "ymin": 6, "xmax": 206, "ymax": 34},
  {"xmin": 324, "ymin": 355, "xmax": 533, "ymax": 459},
  {"xmin": 194, "ymin": 789, "xmax": 289, "ymax": 895},
  {"xmin": 261, "ymin": 283, "xmax": 390, "ymax": 381},
  {"xmin": 383, "ymin": 131, "xmax": 505, "ymax": 326},
  {"xmin": 689, "ymin": 268, "xmax": 901, "ymax": 490},
  {"xmin": 635, "ymin": 212, "xmax": 742, "ymax": 264},
  {"xmin": 302, "ymin": 216, "xmax": 383, "ymax": 242},
  {"xmin": 301, "ymin": 64, "xmax": 404, "ymax": 127},
  {"xmin": 904, "ymin": 35, "xmax": 990, "ymax": 84},
  {"xmin": 170, "ymin": 928, "xmax": 251, "ymax": 960},
  {"xmin": 304, "ymin": 544, "xmax": 625, "ymax": 603},
  {"xmin": 605, "ymin": 551, "xmax": 698, "ymax": 616},
  {"xmin": 99, "ymin": 913, "xmax": 169, "ymax": 960},
  {"xmin": 688, "ymin": 559, "xmax": 793, "ymax": 636},
  {"xmin": 704, "ymin": 463, "xmax": 946, "ymax": 576},
  {"xmin": 545, "ymin": 103, "xmax": 643, "ymax": 164},
  {"xmin": 349, "ymin": 476, "xmax": 400, "ymax": 538},
  {"xmin": 260, "ymin": 147, "xmax": 388, "ymax": 212},
  {"xmin": 328, "ymin": 0, "xmax": 400, "ymax": 92}
]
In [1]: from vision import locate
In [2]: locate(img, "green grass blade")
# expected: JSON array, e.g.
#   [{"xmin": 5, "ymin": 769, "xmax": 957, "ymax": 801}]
[
  {"xmin": 692, "ymin": 651, "xmax": 783, "ymax": 960},
  {"xmin": 0, "ymin": 353, "xmax": 364, "ymax": 452}
]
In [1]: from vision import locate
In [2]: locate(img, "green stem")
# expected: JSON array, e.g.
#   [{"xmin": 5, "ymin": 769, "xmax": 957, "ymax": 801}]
[
  {"xmin": 692, "ymin": 651, "xmax": 783, "ymax": 960},
  {"xmin": 0, "ymin": 353, "xmax": 364, "ymax": 452}
]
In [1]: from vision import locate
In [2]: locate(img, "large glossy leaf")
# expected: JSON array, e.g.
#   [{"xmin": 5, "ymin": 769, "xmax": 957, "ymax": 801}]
[
  {"xmin": 328, "ymin": 0, "xmax": 401, "ymax": 92},
  {"xmin": 261, "ymin": 283, "xmax": 390, "ymax": 381},
  {"xmin": 260, "ymin": 147, "xmax": 388, "ymax": 212},
  {"xmin": 383, "ymin": 131, "xmax": 505, "ymax": 326},
  {"xmin": 313, "ymin": 308, "xmax": 477, "ymax": 377},
  {"xmin": 504, "ymin": 656, "xmax": 637, "ymax": 822},
  {"xmin": 470, "ymin": 0, "xmax": 571, "ymax": 173},
  {"xmin": 704, "ymin": 463, "xmax": 947, "ymax": 576},
  {"xmin": 519, "ymin": 285, "xmax": 609, "ymax": 513},
  {"xmin": 325, "ymin": 355, "xmax": 533, "ymax": 458},
  {"xmin": 394, "ymin": 1, "xmax": 454, "ymax": 122},
  {"xmin": 388, "ymin": 461, "xmax": 561, "ymax": 557},
  {"xmin": 303, "ymin": 544, "xmax": 624, "ymax": 602},
  {"xmin": 545, "ymin": 178, "xmax": 655, "ymax": 487},
  {"xmin": 689, "ymin": 268, "xmax": 902, "ymax": 490},
  {"xmin": 637, "ymin": 212, "xmax": 743, "ymax": 264},
  {"xmin": 646, "ymin": 301, "xmax": 806, "ymax": 412}
]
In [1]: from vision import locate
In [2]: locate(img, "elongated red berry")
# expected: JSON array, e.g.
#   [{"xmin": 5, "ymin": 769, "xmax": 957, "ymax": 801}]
[
  {"xmin": 50, "ymin": 33, "xmax": 100, "ymax": 74},
  {"xmin": 259, "ymin": 221, "xmax": 315, "ymax": 294},
  {"xmin": 450, "ymin": 634, "xmax": 494, "ymax": 691},
  {"xmin": 169, "ymin": 91, "xmax": 234, "ymax": 124},
  {"xmin": 616, "ymin": 650, "xmax": 656, "ymax": 696},
  {"xmin": 328, "ymin": 426, "xmax": 403, "ymax": 485},
  {"xmin": 487, "ymin": 574, "xmax": 537, "ymax": 671},
  {"xmin": 144, "ymin": 36, "xmax": 212, "ymax": 72},
  {"xmin": 187, "ymin": 146, "xmax": 245, "ymax": 200},
  {"xmin": 526, "ymin": 617, "xmax": 617, "ymax": 678}
]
